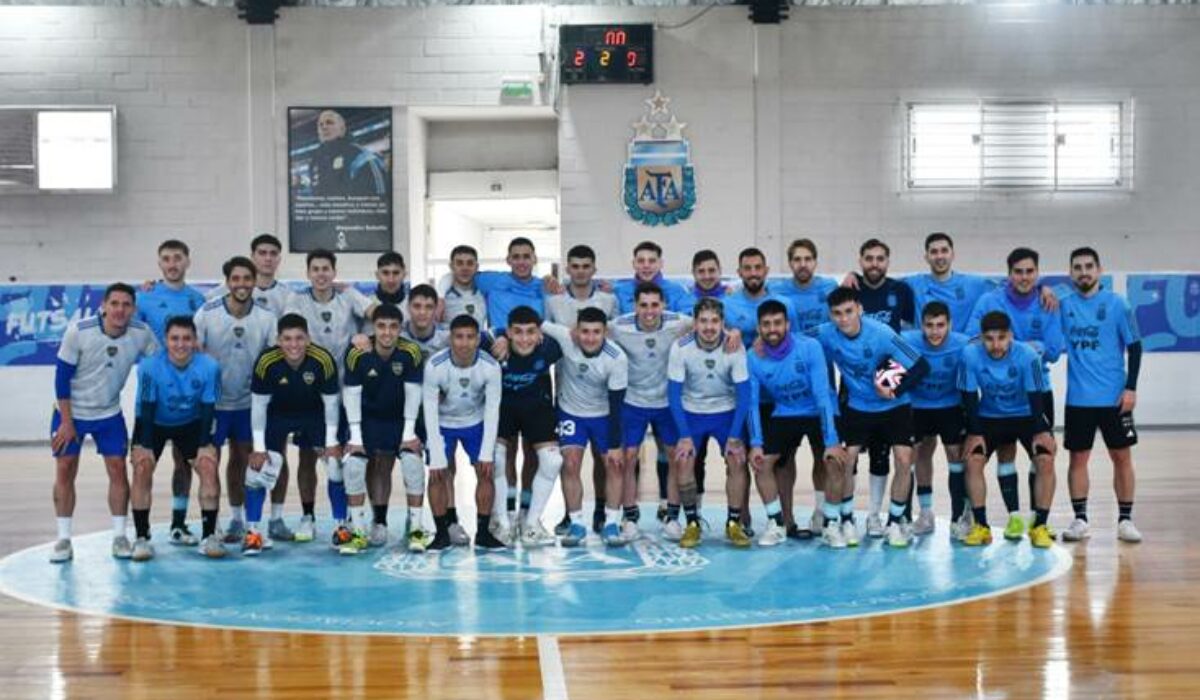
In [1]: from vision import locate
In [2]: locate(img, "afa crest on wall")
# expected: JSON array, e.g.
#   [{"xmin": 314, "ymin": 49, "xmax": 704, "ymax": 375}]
[{"xmin": 623, "ymin": 90, "xmax": 696, "ymax": 227}]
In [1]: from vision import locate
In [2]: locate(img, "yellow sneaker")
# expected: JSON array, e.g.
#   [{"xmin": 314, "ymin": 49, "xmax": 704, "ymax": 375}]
[
  {"xmin": 680, "ymin": 521, "xmax": 702, "ymax": 548},
  {"xmin": 963, "ymin": 523, "xmax": 993, "ymax": 546},
  {"xmin": 1029, "ymin": 524, "xmax": 1054, "ymax": 549},
  {"xmin": 725, "ymin": 520, "xmax": 752, "ymax": 548}
]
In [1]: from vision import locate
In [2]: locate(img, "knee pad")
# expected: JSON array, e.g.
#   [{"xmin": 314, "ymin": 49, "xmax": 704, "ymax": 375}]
[
  {"xmin": 400, "ymin": 449, "xmax": 425, "ymax": 496},
  {"xmin": 342, "ymin": 452, "xmax": 368, "ymax": 496},
  {"xmin": 245, "ymin": 451, "xmax": 284, "ymax": 491},
  {"xmin": 323, "ymin": 454, "xmax": 343, "ymax": 483},
  {"xmin": 535, "ymin": 446, "xmax": 563, "ymax": 480},
  {"xmin": 493, "ymin": 441, "xmax": 508, "ymax": 471}
]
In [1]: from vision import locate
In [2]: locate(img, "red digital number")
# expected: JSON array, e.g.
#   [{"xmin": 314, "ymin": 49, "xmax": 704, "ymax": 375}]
[
  {"xmin": 626, "ymin": 50, "xmax": 638, "ymax": 68},
  {"xmin": 604, "ymin": 29, "xmax": 627, "ymax": 46},
  {"xmin": 573, "ymin": 49, "xmax": 585, "ymax": 68}
]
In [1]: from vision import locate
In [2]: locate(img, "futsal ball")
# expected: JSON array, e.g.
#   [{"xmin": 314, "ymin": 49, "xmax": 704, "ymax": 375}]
[{"xmin": 875, "ymin": 359, "xmax": 907, "ymax": 391}]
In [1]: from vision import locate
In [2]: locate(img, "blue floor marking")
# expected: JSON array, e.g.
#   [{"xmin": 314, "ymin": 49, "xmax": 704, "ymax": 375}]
[{"xmin": 0, "ymin": 507, "xmax": 1070, "ymax": 637}]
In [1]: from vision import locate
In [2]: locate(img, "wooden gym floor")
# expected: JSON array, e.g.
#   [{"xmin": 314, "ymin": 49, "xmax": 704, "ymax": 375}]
[{"xmin": 0, "ymin": 431, "xmax": 1197, "ymax": 699}]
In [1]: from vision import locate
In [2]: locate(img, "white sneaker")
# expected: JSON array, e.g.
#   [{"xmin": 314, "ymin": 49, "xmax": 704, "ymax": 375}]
[
  {"xmin": 448, "ymin": 522, "xmax": 471, "ymax": 547},
  {"xmin": 866, "ymin": 513, "xmax": 886, "ymax": 538},
  {"xmin": 1117, "ymin": 520, "xmax": 1143, "ymax": 543},
  {"xmin": 810, "ymin": 508, "xmax": 826, "ymax": 533},
  {"xmin": 488, "ymin": 518, "xmax": 512, "ymax": 547},
  {"xmin": 111, "ymin": 535, "xmax": 133, "ymax": 559},
  {"xmin": 951, "ymin": 511, "xmax": 974, "ymax": 542},
  {"xmin": 822, "ymin": 523, "xmax": 847, "ymax": 549},
  {"xmin": 620, "ymin": 519, "xmax": 641, "ymax": 543},
  {"xmin": 913, "ymin": 510, "xmax": 936, "ymax": 536},
  {"xmin": 886, "ymin": 522, "xmax": 911, "ymax": 548},
  {"xmin": 368, "ymin": 523, "xmax": 388, "ymax": 547},
  {"xmin": 131, "ymin": 537, "xmax": 155, "ymax": 561},
  {"xmin": 520, "ymin": 521, "xmax": 556, "ymax": 548},
  {"xmin": 757, "ymin": 521, "xmax": 786, "ymax": 547},
  {"xmin": 169, "ymin": 526, "xmax": 198, "ymax": 547},
  {"xmin": 198, "ymin": 534, "xmax": 227, "ymax": 559},
  {"xmin": 841, "ymin": 520, "xmax": 860, "ymax": 547},
  {"xmin": 49, "ymin": 538, "xmax": 73, "ymax": 563},
  {"xmin": 295, "ymin": 515, "xmax": 316, "ymax": 542},
  {"xmin": 661, "ymin": 519, "xmax": 683, "ymax": 542},
  {"xmin": 1062, "ymin": 518, "xmax": 1091, "ymax": 542}
]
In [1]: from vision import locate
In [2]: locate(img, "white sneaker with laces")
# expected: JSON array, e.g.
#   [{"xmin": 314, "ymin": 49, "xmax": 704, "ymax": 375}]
[
  {"xmin": 661, "ymin": 519, "xmax": 683, "ymax": 542},
  {"xmin": 757, "ymin": 521, "xmax": 786, "ymax": 547},
  {"xmin": 1062, "ymin": 518, "xmax": 1091, "ymax": 542},
  {"xmin": 520, "ymin": 522, "xmax": 556, "ymax": 548},
  {"xmin": 866, "ymin": 513, "xmax": 886, "ymax": 538},
  {"xmin": 951, "ymin": 510, "xmax": 974, "ymax": 542},
  {"xmin": 886, "ymin": 522, "xmax": 911, "ymax": 548},
  {"xmin": 295, "ymin": 515, "xmax": 316, "ymax": 542},
  {"xmin": 620, "ymin": 520, "xmax": 641, "ymax": 543},
  {"xmin": 448, "ymin": 522, "xmax": 471, "ymax": 547},
  {"xmin": 1117, "ymin": 519, "xmax": 1143, "ymax": 543},
  {"xmin": 131, "ymin": 537, "xmax": 155, "ymax": 561},
  {"xmin": 822, "ymin": 523, "xmax": 846, "ymax": 549},
  {"xmin": 841, "ymin": 520, "xmax": 860, "ymax": 547},
  {"xmin": 49, "ymin": 539, "xmax": 73, "ymax": 563},
  {"xmin": 488, "ymin": 518, "xmax": 512, "ymax": 547},
  {"xmin": 913, "ymin": 510, "xmax": 936, "ymax": 536},
  {"xmin": 368, "ymin": 523, "xmax": 388, "ymax": 547},
  {"xmin": 111, "ymin": 535, "xmax": 133, "ymax": 559}
]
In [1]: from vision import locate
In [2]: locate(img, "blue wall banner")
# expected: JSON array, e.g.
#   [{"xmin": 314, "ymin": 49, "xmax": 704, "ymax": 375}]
[{"xmin": 1128, "ymin": 274, "xmax": 1200, "ymax": 352}]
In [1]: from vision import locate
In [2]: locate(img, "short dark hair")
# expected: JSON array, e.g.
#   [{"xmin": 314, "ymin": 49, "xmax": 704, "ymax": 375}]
[
  {"xmin": 158, "ymin": 239, "xmax": 190, "ymax": 256},
  {"xmin": 165, "ymin": 316, "xmax": 196, "ymax": 336},
  {"xmin": 377, "ymin": 252, "xmax": 405, "ymax": 269},
  {"xmin": 306, "ymin": 249, "xmax": 336, "ymax": 269},
  {"xmin": 1070, "ymin": 246, "xmax": 1101, "ymax": 266},
  {"xmin": 250, "ymin": 233, "xmax": 282, "ymax": 253},
  {"xmin": 223, "ymin": 256, "xmax": 257, "ymax": 280},
  {"xmin": 826, "ymin": 286, "xmax": 859, "ymax": 308},
  {"xmin": 508, "ymin": 237, "xmax": 535, "ymax": 253},
  {"xmin": 372, "ymin": 303, "xmax": 403, "ymax": 324},
  {"xmin": 692, "ymin": 249, "xmax": 720, "ymax": 269},
  {"xmin": 409, "ymin": 283, "xmax": 438, "ymax": 303},
  {"xmin": 566, "ymin": 245, "xmax": 596, "ymax": 262},
  {"xmin": 103, "ymin": 282, "xmax": 136, "ymax": 303},
  {"xmin": 860, "ymin": 238, "xmax": 891, "ymax": 257},
  {"xmin": 980, "ymin": 310, "xmax": 1012, "ymax": 334},
  {"xmin": 278, "ymin": 313, "xmax": 309, "ymax": 335},
  {"xmin": 577, "ymin": 307, "xmax": 608, "ymax": 326},
  {"xmin": 738, "ymin": 247, "xmax": 766, "ymax": 265},
  {"xmin": 1006, "ymin": 247, "xmax": 1039, "ymax": 271},
  {"xmin": 450, "ymin": 245, "xmax": 478, "ymax": 261},
  {"xmin": 757, "ymin": 299, "xmax": 789, "ymax": 321},
  {"xmin": 449, "ymin": 314, "xmax": 480, "ymax": 333},
  {"xmin": 633, "ymin": 241, "xmax": 662, "ymax": 258},
  {"xmin": 925, "ymin": 232, "xmax": 954, "ymax": 251},
  {"xmin": 921, "ymin": 301, "xmax": 950, "ymax": 322},
  {"xmin": 692, "ymin": 297, "xmax": 724, "ymax": 319},
  {"xmin": 787, "ymin": 238, "xmax": 818, "ymax": 260},
  {"xmin": 634, "ymin": 282, "xmax": 663, "ymax": 303},
  {"xmin": 507, "ymin": 305, "xmax": 542, "ymax": 328}
]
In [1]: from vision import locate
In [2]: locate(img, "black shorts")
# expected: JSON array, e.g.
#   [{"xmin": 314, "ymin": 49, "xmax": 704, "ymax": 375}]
[
  {"xmin": 838, "ymin": 405, "xmax": 915, "ymax": 448},
  {"xmin": 267, "ymin": 414, "xmax": 325, "ymax": 453},
  {"xmin": 362, "ymin": 415, "xmax": 402, "ymax": 455},
  {"xmin": 974, "ymin": 416, "xmax": 1048, "ymax": 459},
  {"xmin": 1064, "ymin": 406, "xmax": 1138, "ymax": 451},
  {"xmin": 763, "ymin": 415, "xmax": 824, "ymax": 458},
  {"xmin": 499, "ymin": 399, "xmax": 558, "ymax": 444},
  {"xmin": 131, "ymin": 419, "xmax": 202, "ymax": 461},
  {"xmin": 912, "ymin": 406, "xmax": 967, "ymax": 445}
]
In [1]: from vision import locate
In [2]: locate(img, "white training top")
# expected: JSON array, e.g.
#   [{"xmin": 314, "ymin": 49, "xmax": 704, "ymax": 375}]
[
  {"xmin": 545, "ymin": 287, "xmax": 620, "ymax": 327},
  {"xmin": 57, "ymin": 316, "xmax": 158, "ymax": 420},
  {"xmin": 206, "ymin": 280, "xmax": 295, "ymax": 318},
  {"xmin": 608, "ymin": 312, "xmax": 692, "ymax": 409},
  {"xmin": 284, "ymin": 287, "xmax": 373, "ymax": 373},
  {"xmin": 440, "ymin": 279, "xmax": 489, "ymax": 328},
  {"xmin": 541, "ymin": 321, "xmax": 628, "ymax": 418},
  {"xmin": 422, "ymin": 349, "xmax": 502, "ymax": 467},
  {"xmin": 401, "ymin": 321, "xmax": 451, "ymax": 361},
  {"xmin": 194, "ymin": 297, "xmax": 277, "ymax": 411},
  {"xmin": 667, "ymin": 332, "xmax": 749, "ymax": 415}
]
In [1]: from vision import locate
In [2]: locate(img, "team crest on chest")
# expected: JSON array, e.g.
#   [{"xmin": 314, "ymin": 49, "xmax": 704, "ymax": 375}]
[
  {"xmin": 645, "ymin": 338, "xmax": 656, "ymax": 348},
  {"xmin": 303, "ymin": 371, "xmax": 315, "ymax": 385},
  {"xmin": 321, "ymin": 311, "xmax": 333, "ymax": 322},
  {"xmin": 233, "ymin": 327, "xmax": 245, "ymax": 338},
  {"xmin": 458, "ymin": 377, "xmax": 470, "ymax": 388},
  {"xmin": 578, "ymin": 363, "xmax": 589, "ymax": 373},
  {"xmin": 106, "ymin": 346, "xmax": 118, "ymax": 357},
  {"xmin": 1097, "ymin": 304, "xmax": 1107, "ymax": 321},
  {"xmin": 704, "ymin": 358, "xmax": 715, "ymax": 369},
  {"xmin": 465, "ymin": 304, "xmax": 475, "ymax": 314},
  {"xmin": 391, "ymin": 363, "xmax": 404, "ymax": 376}
]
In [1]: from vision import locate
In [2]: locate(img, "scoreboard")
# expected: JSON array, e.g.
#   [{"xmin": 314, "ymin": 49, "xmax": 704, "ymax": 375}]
[{"xmin": 559, "ymin": 24, "xmax": 654, "ymax": 85}]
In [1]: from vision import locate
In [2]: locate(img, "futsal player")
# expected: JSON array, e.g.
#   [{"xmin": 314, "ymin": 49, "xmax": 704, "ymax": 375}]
[
  {"xmin": 244, "ymin": 314, "xmax": 341, "ymax": 556},
  {"xmin": 129, "ymin": 317, "xmax": 222, "ymax": 560},
  {"xmin": 687, "ymin": 249, "xmax": 730, "ymax": 300},
  {"xmin": 1059, "ymin": 247, "xmax": 1144, "ymax": 543},
  {"xmin": 810, "ymin": 287, "xmax": 929, "ymax": 548},
  {"xmin": 440, "ymin": 245, "xmax": 488, "ymax": 328},
  {"xmin": 339, "ymin": 304, "xmax": 423, "ymax": 553},
  {"xmin": 137, "ymin": 239, "xmax": 207, "ymax": 547},
  {"xmin": 612, "ymin": 241, "xmax": 692, "ymax": 314},
  {"xmin": 422, "ymin": 315, "xmax": 506, "ymax": 551},
  {"xmin": 667, "ymin": 297, "xmax": 752, "ymax": 549},
  {"xmin": 365, "ymin": 252, "xmax": 409, "ymax": 322},
  {"xmin": 50, "ymin": 283, "xmax": 158, "ymax": 563},
  {"xmin": 959, "ymin": 311, "xmax": 1057, "ymax": 548},
  {"xmin": 206, "ymin": 233, "xmax": 295, "ymax": 317},
  {"xmin": 901, "ymin": 301, "xmax": 970, "ymax": 537},
  {"xmin": 194, "ymin": 257, "xmax": 279, "ymax": 545},
  {"xmin": 747, "ymin": 300, "xmax": 845, "ymax": 547}
]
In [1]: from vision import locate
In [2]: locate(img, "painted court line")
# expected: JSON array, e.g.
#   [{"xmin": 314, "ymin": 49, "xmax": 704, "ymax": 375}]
[{"xmin": 538, "ymin": 634, "xmax": 570, "ymax": 700}]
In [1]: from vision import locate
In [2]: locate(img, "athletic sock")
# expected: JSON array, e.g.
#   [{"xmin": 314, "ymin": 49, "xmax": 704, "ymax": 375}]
[
  {"xmin": 569, "ymin": 510, "xmax": 585, "ymax": 526},
  {"xmin": 765, "ymin": 498, "xmax": 783, "ymax": 527},
  {"xmin": 727, "ymin": 506, "xmax": 742, "ymax": 525},
  {"xmin": 327, "ymin": 480, "xmax": 348, "ymax": 521},
  {"xmin": 667, "ymin": 503, "xmax": 681, "ymax": 522},
  {"xmin": 1028, "ymin": 469, "xmax": 1037, "ymax": 512},
  {"xmin": 520, "ymin": 489, "xmax": 532, "ymax": 510},
  {"xmin": 822, "ymin": 501, "xmax": 841, "ymax": 525},
  {"xmin": 476, "ymin": 514, "xmax": 490, "ymax": 537},
  {"xmin": 948, "ymin": 462, "xmax": 966, "ymax": 521},
  {"xmin": 887, "ymin": 499, "xmax": 907, "ymax": 526},
  {"xmin": 917, "ymin": 485, "xmax": 933, "ymax": 512},
  {"xmin": 372, "ymin": 504, "xmax": 388, "ymax": 526},
  {"xmin": 683, "ymin": 503, "xmax": 699, "ymax": 525},
  {"xmin": 270, "ymin": 503, "xmax": 284, "ymax": 521},
  {"xmin": 840, "ymin": 495, "xmax": 855, "ymax": 524},
  {"xmin": 1034, "ymin": 508, "xmax": 1049, "ymax": 528},
  {"xmin": 434, "ymin": 514, "xmax": 450, "ymax": 536},
  {"xmin": 133, "ymin": 509, "xmax": 151, "ymax": 539},
  {"xmin": 302, "ymin": 501, "xmax": 315, "ymax": 518},
  {"xmin": 1071, "ymin": 498, "xmax": 1088, "ymax": 522},
  {"xmin": 813, "ymin": 490, "xmax": 825, "ymax": 514},
  {"xmin": 447, "ymin": 506, "xmax": 459, "ymax": 525},
  {"xmin": 506, "ymin": 495, "xmax": 517, "ymax": 513},
  {"xmin": 407, "ymin": 507, "xmax": 422, "ymax": 531},
  {"xmin": 246, "ymin": 488, "xmax": 267, "ymax": 525},
  {"xmin": 171, "ymin": 495, "xmax": 187, "ymax": 529},
  {"xmin": 201, "ymin": 509, "xmax": 217, "ymax": 538},
  {"xmin": 605, "ymin": 507, "xmax": 621, "ymax": 527},
  {"xmin": 231, "ymin": 505, "xmax": 246, "ymax": 523},
  {"xmin": 997, "ymin": 462, "xmax": 1020, "ymax": 513},
  {"xmin": 623, "ymin": 505, "xmax": 639, "ymax": 522},
  {"xmin": 56, "ymin": 517, "xmax": 72, "ymax": 540},
  {"xmin": 869, "ymin": 474, "xmax": 887, "ymax": 514},
  {"xmin": 972, "ymin": 506, "xmax": 989, "ymax": 528},
  {"xmin": 527, "ymin": 469, "xmax": 557, "ymax": 522},
  {"xmin": 1118, "ymin": 501, "xmax": 1134, "ymax": 522},
  {"xmin": 656, "ymin": 455, "xmax": 669, "ymax": 501},
  {"xmin": 351, "ymin": 505, "xmax": 369, "ymax": 530},
  {"xmin": 594, "ymin": 497, "xmax": 605, "ymax": 515},
  {"xmin": 112, "ymin": 515, "xmax": 127, "ymax": 538}
]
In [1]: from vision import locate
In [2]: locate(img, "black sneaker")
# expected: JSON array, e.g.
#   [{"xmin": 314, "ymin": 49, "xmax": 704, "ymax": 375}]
[
  {"xmin": 592, "ymin": 509, "xmax": 605, "ymax": 535},
  {"xmin": 474, "ymin": 528, "xmax": 508, "ymax": 551},
  {"xmin": 426, "ymin": 531, "xmax": 452, "ymax": 551},
  {"xmin": 554, "ymin": 513, "xmax": 571, "ymax": 537},
  {"xmin": 786, "ymin": 523, "xmax": 813, "ymax": 540}
]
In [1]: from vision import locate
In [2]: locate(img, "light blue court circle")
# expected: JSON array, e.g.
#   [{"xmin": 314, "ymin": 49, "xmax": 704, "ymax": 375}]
[{"xmin": 0, "ymin": 506, "xmax": 1070, "ymax": 637}]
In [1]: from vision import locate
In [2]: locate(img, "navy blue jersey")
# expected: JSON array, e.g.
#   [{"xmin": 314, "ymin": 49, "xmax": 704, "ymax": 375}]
[
  {"xmin": 342, "ymin": 339, "xmax": 423, "ymax": 421},
  {"xmin": 251, "ymin": 344, "xmax": 339, "ymax": 418},
  {"xmin": 856, "ymin": 275, "xmax": 915, "ymax": 332},
  {"xmin": 501, "ymin": 336, "xmax": 563, "ymax": 405}
]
